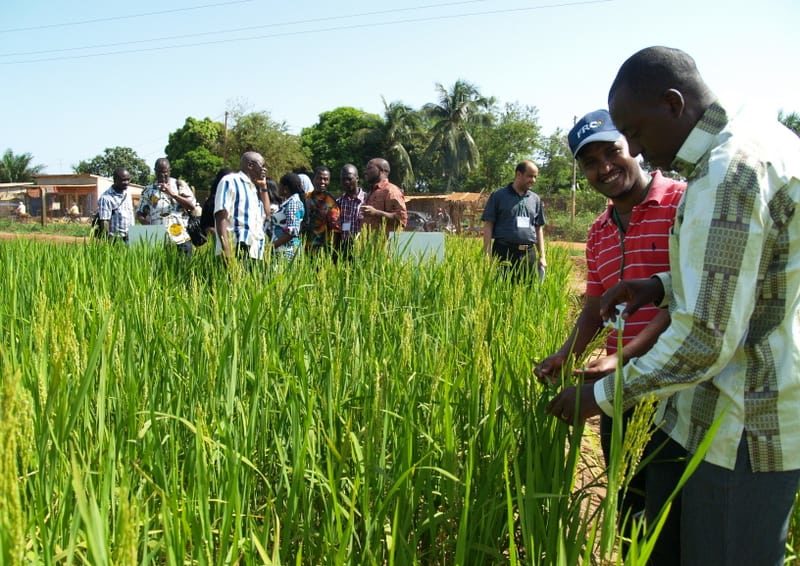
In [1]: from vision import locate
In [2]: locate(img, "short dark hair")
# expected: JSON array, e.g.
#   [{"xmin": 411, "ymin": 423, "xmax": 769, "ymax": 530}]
[
  {"xmin": 279, "ymin": 173, "xmax": 305, "ymax": 196},
  {"xmin": 154, "ymin": 157, "xmax": 170, "ymax": 171},
  {"xmin": 313, "ymin": 165, "xmax": 331, "ymax": 178},
  {"xmin": 515, "ymin": 160, "xmax": 537, "ymax": 174},
  {"xmin": 341, "ymin": 163, "xmax": 358, "ymax": 176},
  {"xmin": 609, "ymin": 46, "xmax": 708, "ymax": 103}
]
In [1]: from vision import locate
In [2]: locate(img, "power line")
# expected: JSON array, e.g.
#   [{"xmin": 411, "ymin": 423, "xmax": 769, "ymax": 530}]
[
  {"xmin": 0, "ymin": 0, "xmax": 254, "ymax": 34},
  {"xmin": 0, "ymin": 0, "xmax": 613, "ymax": 65},
  {"xmin": 0, "ymin": 0, "xmax": 492, "ymax": 58}
]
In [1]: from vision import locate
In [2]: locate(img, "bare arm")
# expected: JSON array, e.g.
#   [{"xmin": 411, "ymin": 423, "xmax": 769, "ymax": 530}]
[
  {"xmin": 214, "ymin": 210, "xmax": 232, "ymax": 259},
  {"xmin": 163, "ymin": 183, "xmax": 196, "ymax": 213},
  {"xmin": 535, "ymin": 295, "xmax": 604, "ymax": 383},
  {"xmin": 535, "ymin": 225, "xmax": 546, "ymax": 267},
  {"xmin": 482, "ymin": 221, "xmax": 494, "ymax": 256}
]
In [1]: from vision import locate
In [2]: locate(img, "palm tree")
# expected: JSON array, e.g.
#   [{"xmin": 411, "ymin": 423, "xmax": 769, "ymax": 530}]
[
  {"xmin": 423, "ymin": 80, "xmax": 493, "ymax": 191},
  {"xmin": 0, "ymin": 149, "xmax": 45, "ymax": 182},
  {"xmin": 381, "ymin": 98, "xmax": 423, "ymax": 191},
  {"xmin": 778, "ymin": 110, "xmax": 800, "ymax": 137}
]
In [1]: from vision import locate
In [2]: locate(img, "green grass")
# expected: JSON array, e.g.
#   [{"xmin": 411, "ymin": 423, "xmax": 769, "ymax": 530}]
[
  {"xmin": 0, "ymin": 218, "xmax": 90, "ymax": 238},
  {"xmin": 0, "ymin": 236, "xmax": 713, "ymax": 564}
]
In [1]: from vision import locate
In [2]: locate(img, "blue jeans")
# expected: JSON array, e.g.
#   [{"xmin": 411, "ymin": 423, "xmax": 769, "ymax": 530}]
[{"xmin": 644, "ymin": 430, "xmax": 800, "ymax": 566}]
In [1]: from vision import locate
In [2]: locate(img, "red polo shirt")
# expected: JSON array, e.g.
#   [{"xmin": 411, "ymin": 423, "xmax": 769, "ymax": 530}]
[{"xmin": 585, "ymin": 171, "xmax": 686, "ymax": 354}]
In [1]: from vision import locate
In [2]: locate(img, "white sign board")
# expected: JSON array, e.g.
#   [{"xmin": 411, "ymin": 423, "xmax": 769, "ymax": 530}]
[
  {"xmin": 127, "ymin": 225, "xmax": 167, "ymax": 247},
  {"xmin": 389, "ymin": 231, "xmax": 445, "ymax": 263}
]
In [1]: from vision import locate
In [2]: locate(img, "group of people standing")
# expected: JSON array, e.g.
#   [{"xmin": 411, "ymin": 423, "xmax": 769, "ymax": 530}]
[{"xmin": 94, "ymin": 154, "xmax": 410, "ymax": 264}]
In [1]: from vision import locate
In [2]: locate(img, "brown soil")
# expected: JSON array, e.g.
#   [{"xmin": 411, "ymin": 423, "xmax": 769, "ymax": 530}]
[
  {"xmin": 550, "ymin": 241, "xmax": 587, "ymax": 297},
  {"xmin": 0, "ymin": 231, "xmax": 85, "ymax": 244}
]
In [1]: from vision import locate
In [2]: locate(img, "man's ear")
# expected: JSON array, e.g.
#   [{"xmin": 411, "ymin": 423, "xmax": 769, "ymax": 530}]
[{"xmin": 662, "ymin": 88, "xmax": 685, "ymax": 119}]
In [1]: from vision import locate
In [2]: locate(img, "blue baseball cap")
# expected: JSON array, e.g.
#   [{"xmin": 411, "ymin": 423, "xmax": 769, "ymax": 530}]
[{"xmin": 568, "ymin": 109, "xmax": 623, "ymax": 158}]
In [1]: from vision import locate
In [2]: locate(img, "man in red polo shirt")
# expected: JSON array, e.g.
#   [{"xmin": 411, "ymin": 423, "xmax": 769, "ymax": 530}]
[
  {"xmin": 535, "ymin": 109, "xmax": 685, "ymax": 523},
  {"xmin": 361, "ymin": 157, "xmax": 408, "ymax": 234}
]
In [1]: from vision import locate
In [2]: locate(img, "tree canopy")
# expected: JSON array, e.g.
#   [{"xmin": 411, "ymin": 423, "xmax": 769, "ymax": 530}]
[
  {"xmin": 165, "ymin": 117, "xmax": 225, "ymax": 191},
  {"xmin": 74, "ymin": 147, "xmax": 151, "ymax": 185},
  {"xmin": 0, "ymin": 149, "xmax": 45, "ymax": 182},
  {"xmin": 463, "ymin": 103, "xmax": 541, "ymax": 192},
  {"xmin": 225, "ymin": 110, "xmax": 309, "ymax": 181},
  {"xmin": 422, "ymin": 80, "xmax": 493, "ymax": 192},
  {"xmin": 301, "ymin": 107, "xmax": 383, "ymax": 188},
  {"xmin": 534, "ymin": 130, "xmax": 574, "ymax": 194}
]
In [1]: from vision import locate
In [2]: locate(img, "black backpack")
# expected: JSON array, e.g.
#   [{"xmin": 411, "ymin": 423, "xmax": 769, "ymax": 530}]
[{"xmin": 89, "ymin": 212, "xmax": 103, "ymax": 238}]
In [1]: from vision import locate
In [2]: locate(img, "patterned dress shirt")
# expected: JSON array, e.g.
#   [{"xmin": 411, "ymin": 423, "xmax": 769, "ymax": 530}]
[
  {"xmin": 136, "ymin": 178, "xmax": 196, "ymax": 226},
  {"xmin": 304, "ymin": 190, "xmax": 340, "ymax": 251},
  {"xmin": 272, "ymin": 193, "xmax": 305, "ymax": 260},
  {"xmin": 97, "ymin": 187, "xmax": 134, "ymax": 238},
  {"xmin": 336, "ymin": 189, "xmax": 366, "ymax": 241},
  {"xmin": 594, "ymin": 102, "xmax": 800, "ymax": 471}
]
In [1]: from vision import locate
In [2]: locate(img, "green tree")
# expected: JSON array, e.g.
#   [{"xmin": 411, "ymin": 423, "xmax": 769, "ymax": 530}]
[
  {"xmin": 0, "ymin": 149, "xmax": 45, "ymax": 182},
  {"xmin": 374, "ymin": 99, "xmax": 424, "ymax": 190},
  {"xmin": 535, "ymin": 129, "xmax": 574, "ymax": 194},
  {"xmin": 165, "ymin": 117, "xmax": 225, "ymax": 191},
  {"xmin": 74, "ymin": 147, "xmax": 151, "ymax": 185},
  {"xmin": 226, "ymin": 110, "xmax": 309, "ymax": 180},
  {"xmin": 463, "ymin": 103, "xmax": 541, "ymax": 192},
  {"xmin": 301, "ymin": 107, "xmax": 383, "ymax": 187},
  {"xmin": 423, "ymin": 80, "xmax": 493, "ymax": 192},
  {"xmin": 779, "ymin": 110, "xmax": 800, "ymax": 137}
]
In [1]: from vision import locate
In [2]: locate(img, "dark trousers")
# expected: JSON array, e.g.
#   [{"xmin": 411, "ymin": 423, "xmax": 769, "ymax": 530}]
[
  {"xmin": 491, "ymin": 241, "xmax": 544, "ymax": 280},
  {"xmin": 644, "ymin": 430, "xmax": 800, "ymax": 566},
  {"xmin": 333, "ymin": 236, "xmax": 356, "ymax": 264}
]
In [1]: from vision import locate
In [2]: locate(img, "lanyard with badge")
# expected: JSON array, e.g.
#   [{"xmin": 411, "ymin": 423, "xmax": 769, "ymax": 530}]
[{"xmin": 515, "ymin": 194, "xmax": 531, "ymax": 229}]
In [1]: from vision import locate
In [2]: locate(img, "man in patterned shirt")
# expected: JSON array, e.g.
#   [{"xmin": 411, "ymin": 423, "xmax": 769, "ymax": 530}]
[
  {"xmin": 136, "ymin": 158, "xmax": 198, "ymax": 254},
  {"xmin": 304, "ymin": 165, "xmax": 340, "ymax": 256},
  {"xmin": 334, "ymin": 163, "xmax": 366, "ymax": 261},
  {"xmin": 547, "ymin": 46, "xmax": 800, "ymax": 565},
  {"xmin": 96, "ymin": 167, "xmax": 135, "ymax": 241}
]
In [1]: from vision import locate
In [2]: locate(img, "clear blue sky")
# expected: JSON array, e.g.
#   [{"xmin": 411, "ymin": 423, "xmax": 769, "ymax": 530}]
[{"xmin": 2, "ymin": 0, "xmax": 798, "ymax": 174}]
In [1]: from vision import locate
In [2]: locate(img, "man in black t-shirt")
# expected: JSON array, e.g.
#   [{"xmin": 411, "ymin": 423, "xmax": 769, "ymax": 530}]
[{"xmin": 481, "ymin": 160, "xmax": 546, "ymax": 278}]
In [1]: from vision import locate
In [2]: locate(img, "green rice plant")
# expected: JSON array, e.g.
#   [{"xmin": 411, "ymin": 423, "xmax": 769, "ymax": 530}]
[{"xmin": 0, "ymin": 235, "xmax": 702, "ymax": 564}]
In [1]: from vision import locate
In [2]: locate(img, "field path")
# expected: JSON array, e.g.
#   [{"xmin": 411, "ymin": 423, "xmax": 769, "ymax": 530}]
[{"xmin": 0, "ymin": 231, "xmax": 85, "ymax": 244}]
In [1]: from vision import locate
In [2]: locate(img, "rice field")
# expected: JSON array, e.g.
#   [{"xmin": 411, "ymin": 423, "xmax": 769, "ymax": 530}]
[{"xmin": 0, "ymin": 236, "xmax": 782, "ymax": 564}]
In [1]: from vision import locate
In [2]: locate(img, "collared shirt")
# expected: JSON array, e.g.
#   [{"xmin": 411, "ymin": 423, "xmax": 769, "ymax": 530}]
[
  {"xmin": 213, "ymin": 171, "xmax": 265, "ymax": 259},
  {"xmin": 594, "ymin": 101, "xmax": 800, "ymax": 471},
  {"xmin": 272, "ymin": 192, "xmax": 304, "ymax": 260},
  {"xmin": 136, "ymin": 178, "xmax": 196, "ymax": 226},
  {"xmin": 97, "ymin": 187, "xmax": 134, "ymax": 237},
  {"xmin": 363, "ymin": 178, "xmax": 407, "ymax": 233},
  {"xmin": 337, "ymin": 188, "xmax": 366, "ymax": 241},
  {"xmin": 586, "ymin": 171, "xmax": 685, "ymax": 354},
  {"xmin": 481, "ymin": 184, "xmax": 545, "ymax": 245},
  {"xmin": 304, "ymin": 190, "xmax": 340, "ymax": 250}
]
